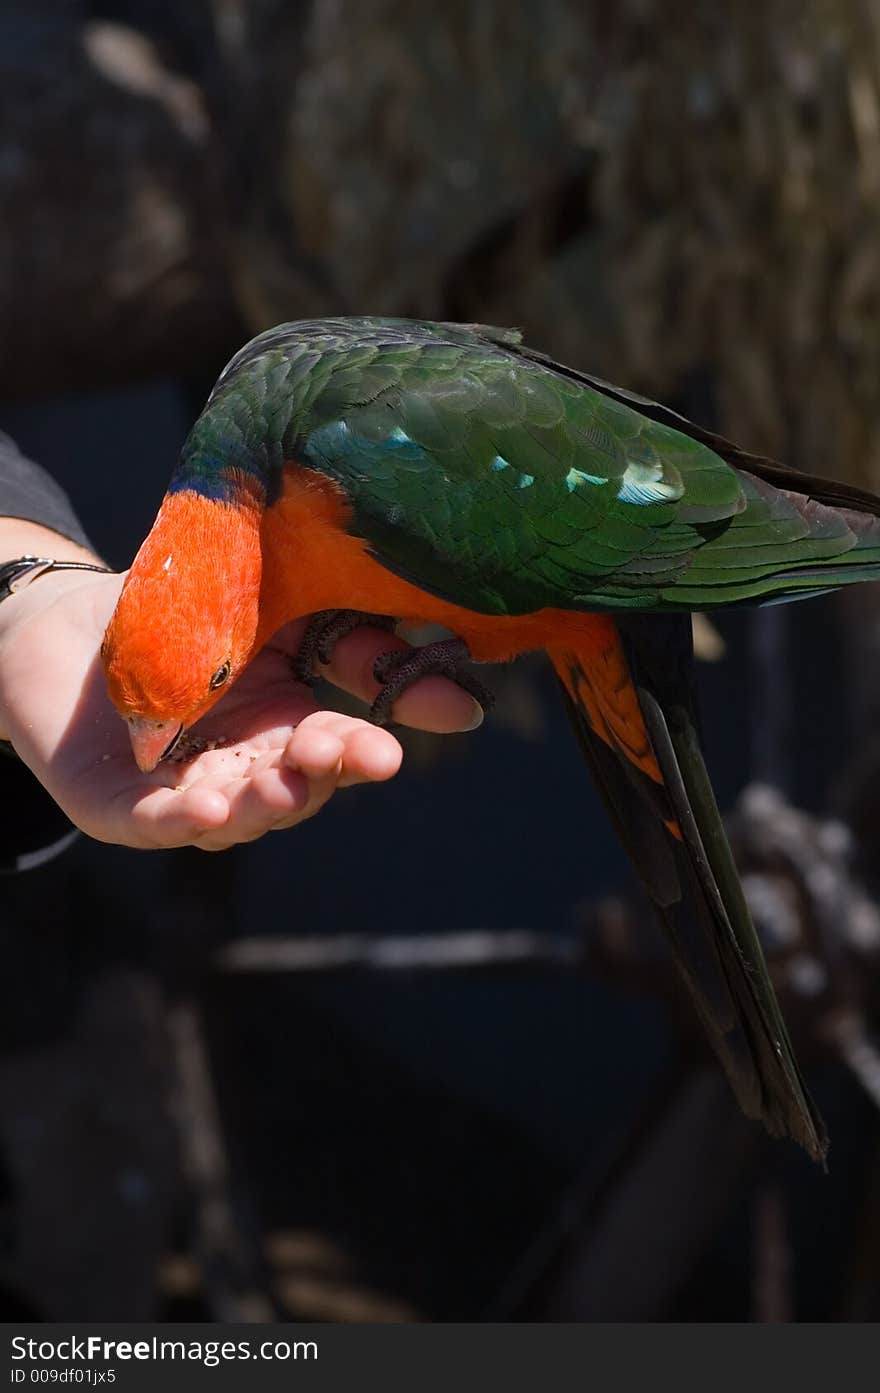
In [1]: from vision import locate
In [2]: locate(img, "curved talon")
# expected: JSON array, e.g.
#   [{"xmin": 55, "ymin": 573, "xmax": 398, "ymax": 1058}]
[
  {"xmin": 369, "ymin": 637, "xmax": 494, "ymax": 726},
  {"xmin": 293, "ymin": 609, "xmax": 397, "ymax": 685}
]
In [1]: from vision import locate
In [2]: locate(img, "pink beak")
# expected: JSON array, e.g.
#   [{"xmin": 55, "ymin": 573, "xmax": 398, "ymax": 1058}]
[{"xmin": 127, "ymin": 717, "xmax": 184, "ymax": 773}]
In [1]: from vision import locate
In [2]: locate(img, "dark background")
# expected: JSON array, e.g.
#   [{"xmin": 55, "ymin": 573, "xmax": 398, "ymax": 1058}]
[{"xmin": 1, "ymin": 0, "xmax": 879, "ymax": 1322}]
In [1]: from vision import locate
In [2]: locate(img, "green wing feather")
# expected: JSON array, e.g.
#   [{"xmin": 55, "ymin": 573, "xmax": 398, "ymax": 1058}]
[
  {"xmin": 212, "ymin": 318, "xmax": 878, "ymax": 615},
  {"xmin": 184, "ymin": 316, "xmax": 880, "ymax": 619}
]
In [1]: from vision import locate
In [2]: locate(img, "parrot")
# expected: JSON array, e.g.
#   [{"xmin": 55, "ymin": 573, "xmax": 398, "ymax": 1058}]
[{"xmin": 102, "ymin": 317, "xmax": 880, "ymax": 1162}]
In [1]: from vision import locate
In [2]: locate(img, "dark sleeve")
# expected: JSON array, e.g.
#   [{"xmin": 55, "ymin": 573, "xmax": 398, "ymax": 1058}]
[
  {"xmin": 0, "ymin": 431, "xmax": 94, "ymax": 871},
  {"xmin": 0, "ymin": 746, "xmax": 79, "ymax": 874},
  {"xmin": 0, "ymin": 429, "xmax": 95, "ymax": 552}
]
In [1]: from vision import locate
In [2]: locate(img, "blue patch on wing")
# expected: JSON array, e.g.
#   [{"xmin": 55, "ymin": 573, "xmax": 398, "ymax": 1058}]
[
  {"xmin": 565, "ymin": 466, "xmax": 608, "ymax": 492},
  {"xmin": 303, "ymin": 420, "xmax": 432, "ymax": 484}
]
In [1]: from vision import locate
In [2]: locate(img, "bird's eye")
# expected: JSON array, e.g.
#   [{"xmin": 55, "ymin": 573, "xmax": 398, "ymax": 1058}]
[{"xmin": 209, "ymin": 660, "xmax": 232, "ymax": 690}]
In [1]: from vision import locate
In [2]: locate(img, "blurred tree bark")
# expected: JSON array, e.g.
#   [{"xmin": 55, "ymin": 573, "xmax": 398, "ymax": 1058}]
[
  {"xmin": 0, "ymin": 3, "xmax": 238, "ymax": 397},
  {"xmin": 6, "ymin": 0, "xmax": 880, "ymax": 495}
]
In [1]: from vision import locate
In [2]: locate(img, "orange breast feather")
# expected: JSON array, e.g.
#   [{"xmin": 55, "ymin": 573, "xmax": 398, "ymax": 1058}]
[
  {"xmin": 257, "ymin": 464, "xmax": 610, "ymax": 660},
  {"xmin": 257, "ymin": 464, "xmax": 668, "ymax": 804}
]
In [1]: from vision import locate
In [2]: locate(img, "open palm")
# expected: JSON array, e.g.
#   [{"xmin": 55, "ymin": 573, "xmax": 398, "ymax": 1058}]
[{"xmin": 0, "ymin": 570, "xmax": 480, "ymax": 850}]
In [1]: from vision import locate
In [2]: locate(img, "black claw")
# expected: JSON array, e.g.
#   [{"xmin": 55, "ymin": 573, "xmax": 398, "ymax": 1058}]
[
  {"xmin": 369, "ymin": 638, "xmax": 494, "ymax": 726},
  {"xmin": 293, "ymin": 609, "xmax": 397, "ymax": 685}
]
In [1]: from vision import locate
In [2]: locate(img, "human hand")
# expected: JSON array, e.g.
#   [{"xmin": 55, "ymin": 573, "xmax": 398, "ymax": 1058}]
[{"xmin": 0, "ymin": 559, "xmax": 481, "ymax": 851}]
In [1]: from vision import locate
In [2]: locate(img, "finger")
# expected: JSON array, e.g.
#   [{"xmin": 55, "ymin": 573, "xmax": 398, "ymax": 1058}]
[
  {"xmin": 199, "ymin": 717, "xmax": 402, "ymax": 847},
  {"xmin": 337, "ymin": 722, "xmax": 402, "ymax": 784},
  {"xmin": 286, "ymin": 711, "xmax": 402, "ymax": 785},
  {"xmin": 122, "ymin": 782, "xmax": 231, "ymax": 849},
  {"xmin": 283, "ymin": 720, "xmax": 345, "ymax": 781},
  {"xmin": 319, "ymin": 628, "xmax": 484, "ymax": 734},
  {"xmin": 198, "ymin": 764, "xmax": 313, "ymax": 848},
  {"xmin": 262, "ymin": 617, "xmax": 308, "ymax": 658}
]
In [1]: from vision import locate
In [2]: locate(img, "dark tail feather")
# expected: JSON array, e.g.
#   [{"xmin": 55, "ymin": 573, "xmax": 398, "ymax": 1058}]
[{"xmin": 549, "ymin": 617, "xmax": 828, "ymax": 1164}]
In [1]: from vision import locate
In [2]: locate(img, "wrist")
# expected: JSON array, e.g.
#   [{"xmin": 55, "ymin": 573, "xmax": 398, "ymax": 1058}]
[
  {"xmin": 0, "ymin": 527, "xmax": 115, "ymax": 743},
  {"xmin": 0, "ymin": 523, "xmax": 110, "ymax": 621}
]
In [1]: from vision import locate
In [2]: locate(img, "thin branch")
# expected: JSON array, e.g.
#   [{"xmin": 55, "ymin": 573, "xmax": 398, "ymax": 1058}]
[{"xmin": 217, "ymin": 928, "xmax": 580, "ymax": 975}]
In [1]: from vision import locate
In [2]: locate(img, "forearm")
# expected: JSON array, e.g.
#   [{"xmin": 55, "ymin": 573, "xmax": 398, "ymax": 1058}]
[{"xmin": 0, "ymin": 517, "xmax": 103, "ymax": 567}]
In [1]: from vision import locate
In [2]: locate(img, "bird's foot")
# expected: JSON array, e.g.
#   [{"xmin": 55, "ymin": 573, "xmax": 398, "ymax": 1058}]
[
  {"xmin": 370, "ymin": 637, "xmax": 494, "ymax": 726},
  {"xmin": 293, "ymin": 609, "xmax": 398, "ymax": 684}
]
